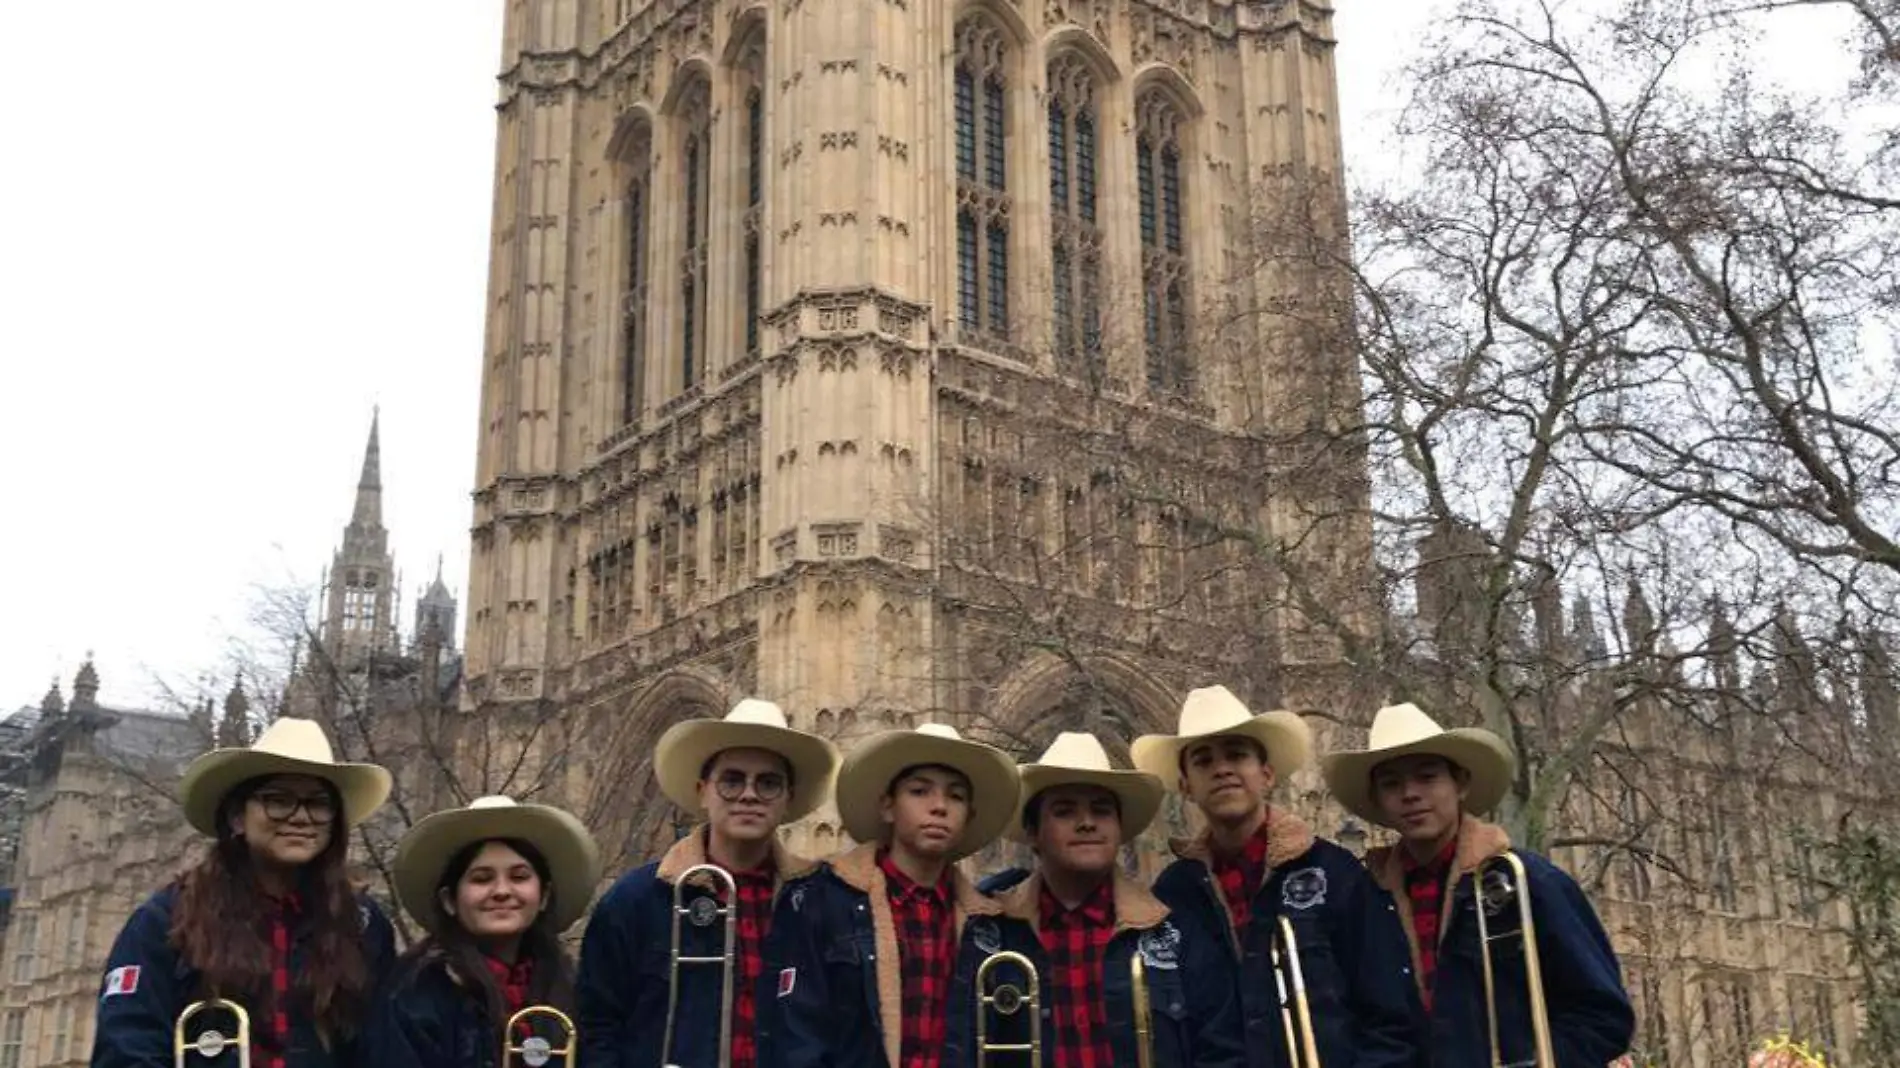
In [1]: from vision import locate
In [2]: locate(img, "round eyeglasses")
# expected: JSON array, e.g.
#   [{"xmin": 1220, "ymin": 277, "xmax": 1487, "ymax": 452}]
[{"xmin": 711, "ymin": 771, "xmax": 788, "ymax": 802}]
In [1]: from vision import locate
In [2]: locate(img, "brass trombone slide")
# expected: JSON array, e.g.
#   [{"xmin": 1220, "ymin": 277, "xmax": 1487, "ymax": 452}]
[
  {"xmin": 1269, "ymin": 916, "xmax": 1322, "ymax": 1068},
  {"xmin": 502, "ymin": 1004, "xmax": 578, "ymax": 1067},
  {"xmin": 1131, "ymin": 954, "xmax": 1155, "ymax": 1068},
  {"xmin": 975, "ymin": 950, "xmax": 1041, "ymax": 1068},
  {"xmin": 662, "ymin": 862, "xmax": 739, "ymax": 1068},
  {"xmin": 1474, "ymin": 852, "xmax": 1556, "ymax": 1068},
  {"xmin": 173, "ymin": 998, "xmax": 250, "ymax": 1068}
]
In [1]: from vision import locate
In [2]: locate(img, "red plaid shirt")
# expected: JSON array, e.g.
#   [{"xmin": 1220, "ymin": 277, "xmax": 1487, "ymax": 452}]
[
  {"xmin": 255, "ymin": 893, "xmax": 299, "ymax": 1068},
  {"xmin": 881, "ymin": 851, "xmax": 955, "ymax": 1068},
  {"xmin": 729, "ymin": 866, "xmax": 776, "ymax": 1068},
  {"xmin": 483, "ymin": 953, "xmax": 535, "ymax": 1036},
  {"xmin": 1402, "ymin": 837, "xmax": 1459, "ymax": 1010},
  {"xmin": 1038, "ymin": 880, "xmax": 1116, "ymax": 1068},
  {"xmin": 1210, "ymin": 817, "xmax": 1273, "ymax": 933}
]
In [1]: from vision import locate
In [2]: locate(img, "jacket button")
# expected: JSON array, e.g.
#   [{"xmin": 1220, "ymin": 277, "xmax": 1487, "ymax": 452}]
[{"xmin": 867, "ymin": 953, "xmax": 876, "ymax": 961}]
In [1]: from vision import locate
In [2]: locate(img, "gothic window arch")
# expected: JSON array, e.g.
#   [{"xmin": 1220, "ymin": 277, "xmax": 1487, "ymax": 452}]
[
  {"xmin": 677, "ymin": 78, "xmax": 713, "ymax": 394},
  {"xmin": 617, "ymin": 126, "xmax": 653, "ymax": 424},
  {"xmin": 1047, "ymin": 55, "xmax": 1103, "ymax": 382},
  {"xmin": 955, "ymin": 17, "xmax": 1012, "ymax": 343},
  {"xmin": 1136, "ymin": 90, "xmax": 1190, "ymax": 396},
  {"xmin": 735, "ymin": 34, "xmax": 767, "ymax": 359}
]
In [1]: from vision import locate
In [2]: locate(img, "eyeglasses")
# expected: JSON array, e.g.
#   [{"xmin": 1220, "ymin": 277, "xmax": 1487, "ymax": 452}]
[
  {"xmin": 711, "ymin": 771, "xmax": 788, "ymax": 802},
  {"xmin": 252, "ymin": 791, "xmax": 336, "ymax": 825}
]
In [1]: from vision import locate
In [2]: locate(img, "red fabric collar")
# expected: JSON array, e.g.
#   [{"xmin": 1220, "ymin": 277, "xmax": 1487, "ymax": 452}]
[
  {"xmin": 482, "ymin": 954, "xmax": 535, "ymax": 1015},
  {"xmin": 1038, "ymin": 877, "xmax": 1114, "ymax": 928},
  {"xmin": 878, "ymin": 850, "xmax": 949, "ymax": 906},
  {"xmin": 1401, "ymin": 835, "xmax": 1459, "ymax": 881}
]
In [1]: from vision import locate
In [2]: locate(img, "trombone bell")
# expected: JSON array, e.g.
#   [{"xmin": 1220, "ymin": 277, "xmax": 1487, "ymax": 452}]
[
  {"xmin": 173, "ymin": 998, "xmax": 251, "ymax": 1068},
  {"xmin": 503, "ymin": 1004, "xmax": 578, "ymax": 1067},
  {"xmin": 975, "ymin": 950, "xmax": 1041, "ymax": 1068},
  {"xmin": 1474, "ymin": 852, "xmax": 1557, "ymax": 1068}
]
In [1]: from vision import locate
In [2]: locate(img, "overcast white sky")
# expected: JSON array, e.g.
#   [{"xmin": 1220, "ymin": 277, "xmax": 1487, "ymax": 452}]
[{"xmin": 17, "ymin": 0, "xmax": 1828, "ymax": 711}]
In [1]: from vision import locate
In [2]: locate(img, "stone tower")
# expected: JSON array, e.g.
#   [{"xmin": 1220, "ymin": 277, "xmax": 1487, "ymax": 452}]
[
  {"xmin": 320, "ymin": 412, "xmax": 399, "ymax": 668},
  {"xmin": 466, "ymin": 0, "xmax": 1370, "ymax": 849}
]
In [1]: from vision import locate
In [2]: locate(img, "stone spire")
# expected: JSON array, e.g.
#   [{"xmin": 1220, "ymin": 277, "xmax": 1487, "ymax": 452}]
[
  {"xmin": 71, "ymin": 657, "xmax": 100, "ymax": 713},
  {"xmin": 219, "ymin": 674, "xmax": 252, "ymax": 748},
  {"xmin": 351, "ymin": 407, "xmax": 384, "ymax": 532},
  {"xmin": 39, "ymin": 679, "xmax": 64, "ymax": 717}
]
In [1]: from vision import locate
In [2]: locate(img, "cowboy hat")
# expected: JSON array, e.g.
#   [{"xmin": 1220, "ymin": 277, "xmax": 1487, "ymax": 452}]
[
  {"xmin": 653, "ymin": 698, "xmax": 841, "ymax": 822},
  {"xmin": 178, "ymin": 717, "xmax": 392, "ymax": 837},
  {"xmin": 834, "ymin": 723, "xmax": 1020, "ymax": 860},
  {"xmin": 1011, "ymin": 732, "xmax": 1166, "ymax": 844},
  {"xmin": 394, "ymin": 796, "xmax": 603, "ymax": 935},
  {"xmin": 1320, "ymin": 703, "xmax": 1515, "ymax": 827},
  {"xmin": 1130, "ymin": 685, "xmax": 1313, "ymax": 786}
]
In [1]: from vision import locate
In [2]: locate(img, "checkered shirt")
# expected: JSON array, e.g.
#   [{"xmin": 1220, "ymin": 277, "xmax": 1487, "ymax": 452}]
[
  {"xmin": 1038, "ymin": 880, "xmax": 1117, "ymax": 1068},
  {"xmin": 880, "ymin": 851, "xmax": 955, "ymax": 1068},
  {"xmin": 730, "ymin": 866, "xmax": 777, "ymax": 1068},
  {"xmin": 1210, "ymin": 817, "xmax": 1273, "ymax": 933},
  {"xmin": 1402, "ymin": 837, "xmax": 1459, "ymax": 1010},
  {"xmin": 255, "ymin": 892, "xmax": 300, "ymax": 1068}
]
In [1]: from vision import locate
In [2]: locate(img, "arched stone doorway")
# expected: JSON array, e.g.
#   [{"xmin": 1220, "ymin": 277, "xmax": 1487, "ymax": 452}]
[{"xmin": 582, "ymin": 669, "xmax": 730, "ymax": 878}]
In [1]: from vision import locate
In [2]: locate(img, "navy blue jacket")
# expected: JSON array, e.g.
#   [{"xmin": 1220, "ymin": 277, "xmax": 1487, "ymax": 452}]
[
  {"xmin": 364, "ymin": 954, "xmax": 575, "ymax": 1068},
  {"xmin": 1367, "ymin": 817, "xmax": 1634, "ymax": 1067},
  {"xmin": 1151, "ymin": 810, "xmax": 1423, "ymax": 1068},
  {"xmin": 766, "ymin": 843, "xmax": 1052, "ymax": 1068},
  {"xmin": 946, "ymin": 868, "xmax": 1246, "ymax": 1068},
  {"xmin": 90, "ymin": 884, "xmax": 396, "ymax": 1068},
  {"xmin": 577, "ymin": 832, "xmax": 818, "ymax": 1068}
]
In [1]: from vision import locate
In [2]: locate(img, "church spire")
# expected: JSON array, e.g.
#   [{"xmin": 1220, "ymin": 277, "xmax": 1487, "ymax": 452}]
[{"xmin": 351, "ymin": 407, "xmax": 384, "ymax": 530}]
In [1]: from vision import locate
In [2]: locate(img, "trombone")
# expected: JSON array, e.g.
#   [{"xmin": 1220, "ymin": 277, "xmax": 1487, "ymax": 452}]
[
  {"xmin": 1269, "ymin": 916, "xmax": 1322, "ymax": 1068},
  {"xmin": 974, "ymin": 950, "xmax": 1041, "ymax": 1068},
  {"xmin": 1474, "ymin": 852, "xmax": 1556, "ymax": 1068},
  {"xmin": 1130, "ymin": 954, "xmax": 1154, "ymax": 1068},
  {"xmin": 502, "ymin": 1005, "xmax": 577, "ymax": 1067},
  {"xmin": 662, "ymin": 862, "xmax": 738, "ymax": 1068},
  {"xmin": 173, "ymin": 998, "xmax": 249, "ymax": 1067}
]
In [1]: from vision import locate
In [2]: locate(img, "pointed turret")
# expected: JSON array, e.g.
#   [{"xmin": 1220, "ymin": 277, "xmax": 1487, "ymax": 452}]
[
  {"xmin": 352, "ymin": 407, "xmax": 384, "ymax": 530},
  {"xmin": 71, "ymin": 658, "xmax": 100, "ymax": 713},
  {"xmin": 220, "ymin": 675, "xmax": 252, "ymax": 748},
  {"xmin": 414, "ymin": 554, "xmax": 459, "ymax": 653}
]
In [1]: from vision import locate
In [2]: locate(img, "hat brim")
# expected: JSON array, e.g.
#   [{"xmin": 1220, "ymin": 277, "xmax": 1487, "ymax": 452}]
[
  {"xmin": 653, "ymin": 720, "xmax": 840, "ymax": 823},
  {"xmin": 1130, "ymin": 711, "xmax": 1312, "ymax": 788},
  {"xmin": 834, "ymin": 732, "xmax": 1021, "ymax": 860},
  {"xmin": 394, "ymin": 804, "xmax": 603, "ymax": 935},
  {"xmin": 1009, "ymin": 766, "xmax": 1167, "ymax": 844},
  {"xmin": 1320, "ymin": 729, "xmax": 1513, "ymax": 828},
  {"xmin": 178, "ymin": 750, "xmax": 393, "ymax": 837}
]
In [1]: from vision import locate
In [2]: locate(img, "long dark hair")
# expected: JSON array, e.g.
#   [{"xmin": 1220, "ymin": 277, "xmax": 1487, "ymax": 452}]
[
  {"xmin": 169, "ymin": 776, "xmax": 374, "ymax": 1042},
  {"xmin": 401, "ymin": 837, "xmax": 577, "ymax": 1026}
]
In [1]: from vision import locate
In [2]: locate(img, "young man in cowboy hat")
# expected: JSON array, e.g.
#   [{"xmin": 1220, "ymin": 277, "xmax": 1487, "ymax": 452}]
[
  {"xmin": 577, "ymin": 698, "xmax": 840, "ymax": 1068},
  {"xmin": 763, "ymin": 722, "xmax": 1021, "ymax": 1068},
  {"xmin": 1321, "ymin": 702, "xmax": 1633, "ymax": 1067},
  {"xmin": 976, "ymin": 731, "xmax": 1244, "ymax": 1068},
  {"xmin": 1132, "ymin": 685, "xmax": 1421, "ymax": 1068}
]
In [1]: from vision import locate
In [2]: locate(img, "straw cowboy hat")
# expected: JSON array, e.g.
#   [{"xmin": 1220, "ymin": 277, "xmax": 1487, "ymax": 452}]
[
  {"xmin": 178, "ymin": 717, "xmax": 393, "ymax": 837},
  {"xmin": 1130, "ymin": 685, "xmax": 1313, "ymax": 785},
  {"xmin": 653, "ymin": 698, "xmax": 841, "ymax": 822},
  {"xmin": 1010, "ymin": 732, "xmax": 1166, "ymax": 844},
  {"xmin": 835, "ymin": 723, "xmax": 1020, "ymax": 859},
  {"xmin": 1320, "ymin": 703, "xmax": 1516, "ymax": 827},
  {"xmin": 394, "ymin": 796, "xmax": 603, "ymax": 935}
]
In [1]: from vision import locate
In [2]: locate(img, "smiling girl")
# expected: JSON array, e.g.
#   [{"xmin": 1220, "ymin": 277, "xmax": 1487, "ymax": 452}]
[
  {"xmin": 367, "ymin": 796, "xmax": 601, "ymax": 1068},
  {"xmin": 91, "ymin": 717, "xmax": 396, "ymax": 1068}
]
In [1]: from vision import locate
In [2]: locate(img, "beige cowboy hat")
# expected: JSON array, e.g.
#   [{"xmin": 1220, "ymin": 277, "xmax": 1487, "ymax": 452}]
[
  {"xmin": 835, "ymin": 723, "xmax": 1020, "ymax": 860},
  {"xmin": 653, "ymin": 698, "xmax": 841, "ymax": 822},
  {"xmin": 394, "ymin": 796, "xmax": 603, "ymax": 935},
  {"xmin": 1130, "ymin": 684, "xmax": 1313, "ymax": 786},
  {"xmin": 1320, "ymin": 702, "xmax": 1515, "ymax": 827},
  {"xmin": 178, "ymin": 717, "xmax": 393, "ymax": 837},
  {"xmin": 1010, "ymin": 732, "xmax": 1166, "ymax": 844}
]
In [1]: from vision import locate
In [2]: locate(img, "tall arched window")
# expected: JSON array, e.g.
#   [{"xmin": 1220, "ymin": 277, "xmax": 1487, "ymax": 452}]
[
  {"xmin": 1136, "ymin": 91, "xmax": 1190, "ymax": 396},
  {"xmin": 1048, "ymin": 56, "xmax": 1102, "ymax": 382},
  {"xmin": 745, "ymin": 87, "xmax": 764, "ymax": 356},
  {"xmin": 678, "ymin": 79, "xmax": 712, "ymax": 393},
  {"xmin": 618, "ymin": 126, "xmax": 652, "ymax": 425},
  {"xmin": 956, "ymin": 19, "xmax": 1011, "ymax": 344}
]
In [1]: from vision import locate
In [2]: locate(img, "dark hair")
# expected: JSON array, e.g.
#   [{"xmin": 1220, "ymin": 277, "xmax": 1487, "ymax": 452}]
[
  {"xmin": 1021, "ymin": 785, "xmax": 1122, "ymax": 835},
  {"xmin": 698, "ymin": 749, "xmax": 797, "ymax": 792},
  {"xmin": 169, "ymin": 776, "xmax": 374, "ymax": 1043},
  {"xmin": 400, "ymin": 837, "xmax": 576, "ymax": 1025},
  {"xmin": 1175, "ymin": 735, "xmax": 1269, "ymax": 777},
  {"xmin": 883, "ymin": 763, "xmax": 972, "ymax": 799}
]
